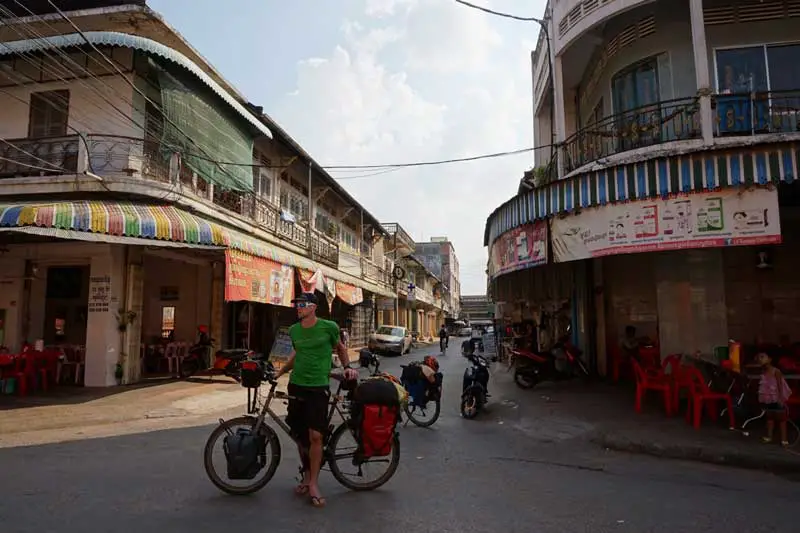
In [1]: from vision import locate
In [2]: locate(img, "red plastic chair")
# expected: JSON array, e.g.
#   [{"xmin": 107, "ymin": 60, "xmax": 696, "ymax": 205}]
[
  {"xmin": 661, "ymin": 354, "xmax": 693, "ymax": 412},
  {"xmin": 639, "ymin": 346, "xmax": 661, "ymax": 369},
  {"xmin": 683, "ymin": 366, "xmax": 735, "ymax": 429},
  {"xmin": 631, "ymin": 358, "xmax": 672, "ymax": 416},
  {"xmin": 7, "ymin": 354, "xmax": 37, "ymax": 396}
]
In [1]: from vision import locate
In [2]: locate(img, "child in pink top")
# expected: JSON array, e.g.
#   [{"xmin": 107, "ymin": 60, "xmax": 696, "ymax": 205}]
[{"xmin": 757, "ymin": 352, "xmax": 793, "ymax": 446}]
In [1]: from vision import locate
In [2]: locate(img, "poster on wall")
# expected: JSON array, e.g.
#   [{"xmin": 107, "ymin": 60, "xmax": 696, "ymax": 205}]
[
  {"xmin": 488, "ymin": 221, "xmax": 548, "ymax": 278},
  {"xmin": 268, "ymin": 326, "xmax": 294, "ymax": 370},
  {"xmin": 224, "ymin": 250, "xmax": 295, "ymax": 307},
  {"xmin": 298, "ymin": 268, "xmax": 325, "ymax": 293},
  {"xmin": 550, "ymin": 188, "xmax": 782, "ymax": 263},
  {"xmin": 335, "ymin": 281, "xmax": 364, "ymax": 306}
]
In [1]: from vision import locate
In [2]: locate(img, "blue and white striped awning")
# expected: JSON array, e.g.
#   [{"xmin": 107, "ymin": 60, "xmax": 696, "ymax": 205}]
[
  {"xmin": 484, "ymin": 141, "xmax": 800, "ymax": 246},
  {"xmin": 0, "ymin": 31, "xmax": 272, "ymax": 139}
]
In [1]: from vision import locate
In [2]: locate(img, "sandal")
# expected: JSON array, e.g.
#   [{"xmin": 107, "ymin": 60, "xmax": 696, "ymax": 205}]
[
  {"xmin": 294, "ymin": 484, "xmax": 309, "ymax": 496},
  {"xmin": 309, "ymin": 495, "xmax": 327, "ymax": 508},
  {"xmin": 781, "ymin": 440, "xmax": 790, "ymax": 447},
  {"xmin": 761, "ymin": 437, "xmax": 773, "ymax": 444}
]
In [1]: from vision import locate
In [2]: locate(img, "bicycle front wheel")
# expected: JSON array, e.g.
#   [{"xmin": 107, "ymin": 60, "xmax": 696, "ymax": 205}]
[
  {"xmin": 203, "ymin": 416, "xmax": 282, "ymax": 496},
  {"xmin": 404, "ymin": 399, "xmax": 441, "ymax": 427},
  {"xmin": 327, "ymin": 422, "xmax": 400, "ymax": 491}
]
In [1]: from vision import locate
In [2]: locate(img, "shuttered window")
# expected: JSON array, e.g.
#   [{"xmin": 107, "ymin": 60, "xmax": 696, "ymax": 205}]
[{"xmin": 28, "ymin": 90, "xmax": 69, "ymax": 138}]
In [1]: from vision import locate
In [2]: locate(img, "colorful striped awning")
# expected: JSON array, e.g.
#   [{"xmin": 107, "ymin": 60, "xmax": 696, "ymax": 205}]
[
  {"xmin": 0, "ymin": 200, "xmax": 396, "ymax": 297},
  {"xmin": 0, "ymin": 200, "xmax": 309, "ymax": 266},
  {"xmin": 485, "ymin": 141, "xmax": 800, "ymax": 246}
]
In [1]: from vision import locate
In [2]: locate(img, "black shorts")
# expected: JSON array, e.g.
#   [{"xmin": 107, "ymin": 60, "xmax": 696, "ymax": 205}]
[
  {"xmin": 761, "ymin": 402, "xmax": 787, "ymax": 413},
  {"xmin": 286, "ymin": 383, "xmax": 330, "ymax": 444}
]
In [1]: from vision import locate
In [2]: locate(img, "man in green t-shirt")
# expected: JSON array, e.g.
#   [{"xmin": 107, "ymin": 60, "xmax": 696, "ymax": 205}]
[{"xmin": 275, "ymin": 292, "xmax": 357, "ymax": 508}]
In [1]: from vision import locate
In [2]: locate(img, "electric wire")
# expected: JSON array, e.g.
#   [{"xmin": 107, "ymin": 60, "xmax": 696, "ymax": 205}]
[{"xmin": 453, "ymin": 0, "xmax": 545, "ymax": 23}]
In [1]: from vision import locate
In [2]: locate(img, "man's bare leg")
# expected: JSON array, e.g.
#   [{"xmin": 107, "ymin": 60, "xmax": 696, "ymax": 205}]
[
  {"xmin": 294, "ymin": 444, "xmax": 310, "ymax": 495},
  {"xmin": 307, "ymin": 429, "xmax": 325, "ymax": 506}
]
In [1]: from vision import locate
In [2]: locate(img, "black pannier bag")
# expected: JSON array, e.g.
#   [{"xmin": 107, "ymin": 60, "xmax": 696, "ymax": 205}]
[
  {"xmin": 223, "ymin": 428, "xmax": 265, "ymax": 480},
  {"xmin": 240, "ymin": 360, "xmax": 263, "ymax": 388}
]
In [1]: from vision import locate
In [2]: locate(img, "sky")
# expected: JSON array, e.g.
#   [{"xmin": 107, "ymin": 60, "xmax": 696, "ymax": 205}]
[{"xmin": 147, "ymin": 0, "xmax": 547, "ymax": 295}]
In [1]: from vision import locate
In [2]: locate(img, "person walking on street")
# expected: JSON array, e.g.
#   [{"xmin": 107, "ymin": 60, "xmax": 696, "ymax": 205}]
[
  {"xmin": 439, "ymin": 325, "xmax": 449, "ymax": 353},
  {"xmin": 275, "ymin": 293, "xmax": 359, "ymax": 508}
]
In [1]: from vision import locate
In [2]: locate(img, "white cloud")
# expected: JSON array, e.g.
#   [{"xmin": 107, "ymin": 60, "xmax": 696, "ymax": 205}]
[{"xmin": 275, "ymin": 0, "xmax": 537, "ymax": 294}]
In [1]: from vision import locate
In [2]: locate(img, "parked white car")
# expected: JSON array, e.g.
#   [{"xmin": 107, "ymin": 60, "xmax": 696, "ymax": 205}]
[
  {"xmin": 458, "ymin": 327, "xmax": 472, "ymax": 337},
  {"xmin": 368, "ymin": 325, "xmax": 412, "ymax": 355}
]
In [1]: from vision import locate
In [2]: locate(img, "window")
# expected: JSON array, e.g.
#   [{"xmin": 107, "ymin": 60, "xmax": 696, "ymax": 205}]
[
  {"xmin": 254, "ymin": 158, "xmax": 273, "ymax": 202},
  {"xmin": 612, "ymin": 59, "xmax": 659, "ymax": 114},
  {"xmin": 279, "ymin": 186, "xmax": 308, "ymax": 220},
  {"xmin": 29, "ymin": 90, "xmax": 69, "ymax": 138},
  {"xmin": 715, "ymin": 44, "xmax": 800, "ymax": 133},
  {"xmin": 315, "ymin": 209, "xmax": 334, "ymax": 234},
  {"xmin": 611, "ymin": 59, "xmax": 660, "ymax": 148},
  {"xmin": 340, "ymin": 227, "xmax": 357, "ymax": 251},
  {"xmin": 161, "ymin": 306, "xmax": 175, "ymax": 339}
]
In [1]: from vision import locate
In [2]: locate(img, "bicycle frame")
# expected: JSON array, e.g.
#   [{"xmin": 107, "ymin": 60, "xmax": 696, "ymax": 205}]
[{"xmin": 248, "ymin": 378, "xmax": 349, "ymax": 447}]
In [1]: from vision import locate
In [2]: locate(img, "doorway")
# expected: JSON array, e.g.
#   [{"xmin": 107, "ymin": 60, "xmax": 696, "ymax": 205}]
[{"xmin": 43, "ymin": 266, "xmax": 90, "ymax": 346}]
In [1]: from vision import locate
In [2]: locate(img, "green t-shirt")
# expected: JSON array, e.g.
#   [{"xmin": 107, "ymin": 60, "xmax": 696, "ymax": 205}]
[{"xmin": 289, "ymin": 319, "xmax": 340, "ymax": 387}]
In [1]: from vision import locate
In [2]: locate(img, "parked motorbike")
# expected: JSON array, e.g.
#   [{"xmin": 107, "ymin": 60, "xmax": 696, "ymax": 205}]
[
  {"xmin": 512, "ymin": 324, "xmax": 589, "ymax": 389},
  {"xmin": 460, "ymin": 352, "xmax": 491, "ymax": 419},
  {"xmin": 178, "ymin": 326, "xmax": 215, "ymax": 378}
]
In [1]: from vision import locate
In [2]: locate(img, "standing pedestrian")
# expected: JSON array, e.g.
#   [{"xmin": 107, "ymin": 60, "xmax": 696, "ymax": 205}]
[
  {"xmin": 439, "ymin": 324, "xmax": 448, "ymax": 353},
  {"xmin": 275, "ymin": 293, "xmax": 359, "ymax": 508}
]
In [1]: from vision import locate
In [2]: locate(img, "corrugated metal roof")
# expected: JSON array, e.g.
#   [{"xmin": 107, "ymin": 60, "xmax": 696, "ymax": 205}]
[{"xmin": 0, "ymin": 31, "xmax": 272, "ymax": 139}]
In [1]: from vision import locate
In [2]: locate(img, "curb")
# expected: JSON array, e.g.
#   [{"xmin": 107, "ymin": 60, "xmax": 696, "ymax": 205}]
[{"xmin": 592, "ymin": 432, "xmax": 800, "ymax": 474}]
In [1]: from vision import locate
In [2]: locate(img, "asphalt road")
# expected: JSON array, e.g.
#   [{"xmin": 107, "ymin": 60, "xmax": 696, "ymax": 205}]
[{"xmin": 1, "ymin": 340, "xmax": 799, "ymax": 533}]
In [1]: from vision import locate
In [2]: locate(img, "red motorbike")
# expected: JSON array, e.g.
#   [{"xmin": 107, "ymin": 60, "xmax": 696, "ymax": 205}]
[{"xmin": 512, "ymin": 324, "xmax": 590, "ymax": 389}]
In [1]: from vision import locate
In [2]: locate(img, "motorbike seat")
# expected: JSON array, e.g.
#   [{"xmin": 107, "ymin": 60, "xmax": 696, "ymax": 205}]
[{"xmin": 217, "ymin": 349, "xmax": 251, "ymax": 361}]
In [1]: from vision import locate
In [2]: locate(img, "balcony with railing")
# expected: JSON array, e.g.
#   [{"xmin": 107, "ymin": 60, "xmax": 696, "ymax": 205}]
[
  {"xmin": 0, "ymin": 135, "xmax": 80, "ymax": 178},
  {"xmin": 713, "ymin": 90, "xmax": 800, "ymax": 137},
  {"xmin": 561, "ymin": 97, "xmax": 701, "ymax": 174},
  {"xmin": 381, "ymin": 222, "xmax": 415, "ymax": 257}
]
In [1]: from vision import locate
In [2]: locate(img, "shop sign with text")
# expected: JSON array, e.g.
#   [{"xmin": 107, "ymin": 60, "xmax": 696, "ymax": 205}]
[
  {"xmin": 489, "ymin": 221, "xmax": 548, "ymax": 278},
  {"xmin": 224, "ymin": 250, "xmax": 295, "ymax": 307},
  {"xmin": 550, "ymin": 188, "xmax": 781, "ymax": 263}
]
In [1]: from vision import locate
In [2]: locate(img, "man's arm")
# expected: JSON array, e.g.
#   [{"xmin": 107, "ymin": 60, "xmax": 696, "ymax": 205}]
[
  {"xmin": 335, "ymin": 341, "xmax": 349, "ymax": 368},
  {"xmin": 275, "ymin": 351, "xmax": 295, "ymax": 379}
]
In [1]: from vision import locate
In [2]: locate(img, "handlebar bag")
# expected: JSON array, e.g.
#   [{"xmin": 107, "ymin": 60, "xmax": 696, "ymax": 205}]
[{"xmin": 223, "ymin": 428, "xmax": 265, "ymax": 480}]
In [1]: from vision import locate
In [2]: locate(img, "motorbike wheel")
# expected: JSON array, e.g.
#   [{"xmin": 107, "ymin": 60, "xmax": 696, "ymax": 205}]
[
  {"xmin": 514, "ymin": 369, "xmax": 538, "ymax": 389},
  {"xmin": 460, "ymin": 393, "xmax": 479, "ymax": 419},
  {"xmin": 179, "ymin": 358, "xmax": 200, "ymax": 379}
]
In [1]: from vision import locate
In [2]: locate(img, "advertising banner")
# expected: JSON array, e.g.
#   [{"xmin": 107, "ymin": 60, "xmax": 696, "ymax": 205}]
[
  {"xmin": 298, "ymin": 268, "xmax": 325, "ymax": 294},
  {"xmin": 224, "ymin": 250, "xmax": 294, "ymax": 307},
  {"xmin": 551, "ymin": 188, "xmax": 781, "ymax": 263},
  {"xmin": 488, "ymin": 221, "xmax": 548, "ymax": 278},
  {"xmin": 335, "ymin": 281, "xmax": 364, "ymax": 306}
]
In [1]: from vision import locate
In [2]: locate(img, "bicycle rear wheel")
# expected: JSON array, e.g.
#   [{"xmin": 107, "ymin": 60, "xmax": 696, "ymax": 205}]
[
  {"xmin": 404, "ymin": 399, "xmax": 441, "ymax": 427},
  {"xmin": 203, "ymin": 416, "xmax": 282, "ymax": 495},
  {"xmin": 327, "ymin": 422, "xmax": 400, "ymax": 491}
]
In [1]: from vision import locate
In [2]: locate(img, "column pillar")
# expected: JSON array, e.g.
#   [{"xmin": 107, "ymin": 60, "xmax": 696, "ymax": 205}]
[
  {"xmin": 84, "ymin": 245, "xmax": 126, "ymax": 387},
  {"xmin": 689, "ymin": 0, "xmax": 714, "ymax": 144},
  {"xmin": 553, "ymin": 53, "xmax": 567, "ymax": 178}
]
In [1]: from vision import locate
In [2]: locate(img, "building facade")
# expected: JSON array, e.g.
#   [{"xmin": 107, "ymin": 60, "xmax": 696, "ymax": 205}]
[
  {"xmin": 0, "ymin": 2, "xmax": 400, "ymax": 386},
  {"xmin": 460, "ymin": 295, "xmax": 492, "ymax": 323},
  {"xmin": 415, "ymin": 237, "xmax": 461, "ymax": 318},
  {"xmin": 487, "ymin": 0, "xmax": 800, "ymax": 374}
]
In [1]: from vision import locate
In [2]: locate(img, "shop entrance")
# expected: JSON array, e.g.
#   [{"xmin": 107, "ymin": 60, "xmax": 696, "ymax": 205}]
[{"xmin": 43, "ymin": 265, "xmax": 89, "ymax": 346}]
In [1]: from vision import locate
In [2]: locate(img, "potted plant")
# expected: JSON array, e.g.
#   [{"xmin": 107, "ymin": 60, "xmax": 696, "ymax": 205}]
[
  {"xmin": 115, "ymin": 308, "xmax": 137, "ymax": 333},
  {"xmin": 115, "ymin": 352, "xmax": 126, "ymax": 385}
]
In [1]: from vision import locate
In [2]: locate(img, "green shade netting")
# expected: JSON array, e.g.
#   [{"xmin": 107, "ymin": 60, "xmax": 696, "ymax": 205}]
[{"xmin": 154, "ymin": 60, "xmax": 254, "ymax": 191}]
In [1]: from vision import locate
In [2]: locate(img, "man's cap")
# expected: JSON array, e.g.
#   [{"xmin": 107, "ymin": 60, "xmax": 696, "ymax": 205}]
[{"xmin": 292, "ymin": 292, "xmax": 319, "ymax": 305}]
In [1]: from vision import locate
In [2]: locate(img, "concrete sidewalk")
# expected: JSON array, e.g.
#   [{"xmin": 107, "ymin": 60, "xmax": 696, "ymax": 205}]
[
  {"xmin": 490, "ymin": 369, "xmax": 800, "ymax": 475},
  {"xmin": 0, "ymin": 349, "xmax": 364, "ymax": 449}
]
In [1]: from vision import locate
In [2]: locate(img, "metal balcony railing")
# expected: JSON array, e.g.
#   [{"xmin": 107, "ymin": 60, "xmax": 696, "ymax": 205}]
[
  {"xmin": 561, "ymin": 96, "xmax": 701, "ymax": 173},
  {"xmin": 0, "ymin": 135, "xmax": 80, "ymax": 178},
  {"xmin": 381, "ymin": 222, "xmax": 415, "ymax": 256},
  {"xmin": 713, "ymin": 90, "xmax": 800, "ymax": 136}
]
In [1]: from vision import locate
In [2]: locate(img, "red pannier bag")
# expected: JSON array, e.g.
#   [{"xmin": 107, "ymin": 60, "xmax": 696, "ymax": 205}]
[
  {"xmin": 360, "ymin": 404, "xmax": 398, "ymax": 457},
  {"xmin": 353, "ymin": 378, "xmax": 401, "ymax": 458}
]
